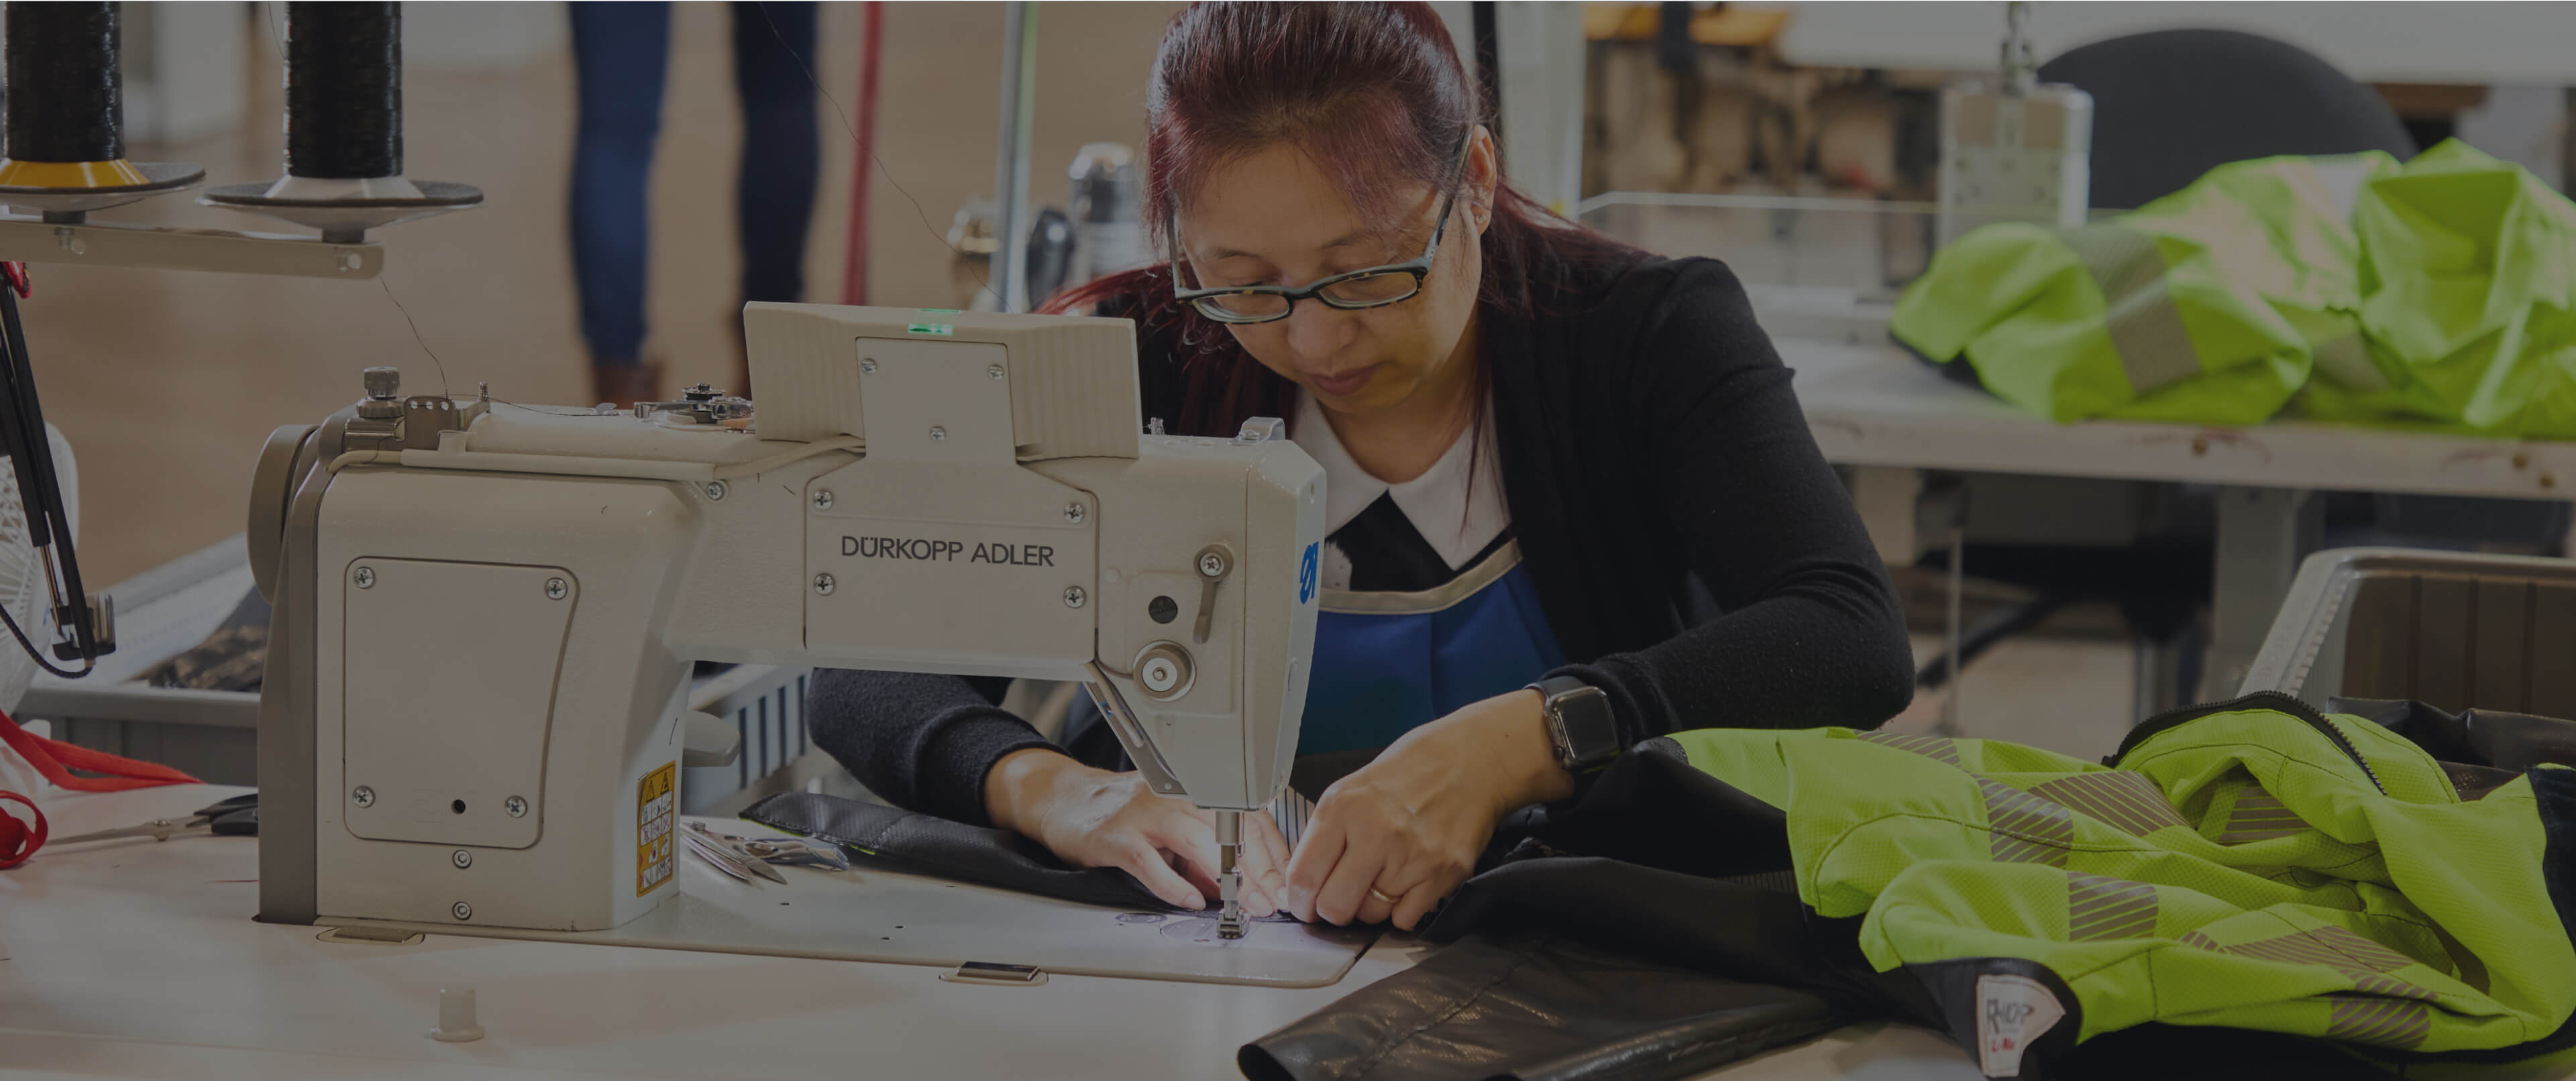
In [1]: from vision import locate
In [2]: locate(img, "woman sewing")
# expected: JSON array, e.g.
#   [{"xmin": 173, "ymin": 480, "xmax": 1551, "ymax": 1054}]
[{"xmin": 809, "ymin": 1, "xmax": 1912, "ymax": 931}]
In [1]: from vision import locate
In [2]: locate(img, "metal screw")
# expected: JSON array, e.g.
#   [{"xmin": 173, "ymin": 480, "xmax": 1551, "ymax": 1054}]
[
  {"xmin": 986, "ymin": 365, "xmax": 1005, "ymax": 380},
  {"xmin": 814, "ymin": 573, "xmax": 837, "ymax": 596},
  {"xmin": 452, "ymin": 850, "xmax": 473, "ymax": 869},
  {"xmin": 352, "ymin": 785, "xmax": 376, "ymax": 807},
  {"xmin": 813, "ymin": 490, "xmax": 836, "ymax": 510},
  {"xmin": 1142, "ymin": 657, "xmax": 1179, "ymax": 693},
  {"xmin": 928, "ymin": 426, "xmax": 947, "ymax": 442},
  {"xmin": 1063, "ymin": 502, "xmax": 1086, "ymax": 524},
  {"xmin": 452, "ymin": 902, "xmax": 473, "ymax": 921},
  {"xmin": 861, "ymin": 359, "xmax": 878, "ymax": 374},
  {"xmin": 545, "ymin": 577, "xmax": 568, "ymax": 600},
  {"xmin": 704, "ymin": 480, "xmax": 728, "ymax": 501},
  {"xmin": 354, "ymin": 566, "xmax": 376, "ymax": 589},
  {"xmin": 504, "ymin": 796, "xmax": 527, "ymax": 818},
  {"xmin": 1199, "ymin": 551, "xmax": 1227, "ymax": 577},
  {"xmin": 1063, "ymin": 586, "xmax": 1087, "ymax": 608}
]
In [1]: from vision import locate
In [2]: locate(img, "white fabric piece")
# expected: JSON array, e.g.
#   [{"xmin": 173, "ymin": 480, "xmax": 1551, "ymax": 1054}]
[{"xmin": 1293, "ymin": 388, "xmax": 1509, "ymax": 574}]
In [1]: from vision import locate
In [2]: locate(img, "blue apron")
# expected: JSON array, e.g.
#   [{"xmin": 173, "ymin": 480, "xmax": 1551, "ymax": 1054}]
[{"xmin": 1296, "ymin": 540, "xmax": 1566, "ymax": 756}]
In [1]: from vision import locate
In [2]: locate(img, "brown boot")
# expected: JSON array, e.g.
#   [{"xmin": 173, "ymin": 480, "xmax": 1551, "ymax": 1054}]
[{"xmin": 592, "ymin": 363, "xmax": 661, "ymax": 410}]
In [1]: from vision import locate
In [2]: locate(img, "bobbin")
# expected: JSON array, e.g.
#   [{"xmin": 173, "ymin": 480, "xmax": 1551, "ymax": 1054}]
[
  {"xmin": 202, "ymin": 3, "xmax": 482, "ymax": 243},
  {"xmin": 0, "ymin": 2, "xmax": 205, "ymax": 223}
]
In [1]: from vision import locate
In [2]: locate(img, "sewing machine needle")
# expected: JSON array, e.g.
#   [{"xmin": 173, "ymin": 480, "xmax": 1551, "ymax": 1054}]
[{"xmin": 1214, "ymin": 809, "xmax": 1244, "ymax": 940}]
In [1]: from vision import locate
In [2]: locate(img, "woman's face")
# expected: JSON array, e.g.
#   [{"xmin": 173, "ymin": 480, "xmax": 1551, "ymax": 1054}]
[{"xmin": 1173, "ymin": 129, "xmax": 1497, "ymax": 417}]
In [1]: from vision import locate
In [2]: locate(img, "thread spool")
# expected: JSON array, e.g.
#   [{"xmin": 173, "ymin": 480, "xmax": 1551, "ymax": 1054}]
[
  {"xmin": 0, "ymin": 3, "xmax": 145, "ymax": 188},
  {"xmin": 200, "ymin": 0, "xmax": 480, "ymax": 241},
  {"xmin": 286, "ymin": 2, "xmax": 402, "ymax": 180}
]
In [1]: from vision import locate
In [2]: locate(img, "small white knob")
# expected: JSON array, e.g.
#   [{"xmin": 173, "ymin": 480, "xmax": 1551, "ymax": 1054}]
[{"xmin": 430, "ymin": 986, "xmax": 485, "ymax": 1042}]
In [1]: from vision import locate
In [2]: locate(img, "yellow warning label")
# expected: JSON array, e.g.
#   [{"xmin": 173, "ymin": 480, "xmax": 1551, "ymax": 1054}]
[{"xmin": 637, "ymin": 762, "xmax": 676, "ymax": 896}]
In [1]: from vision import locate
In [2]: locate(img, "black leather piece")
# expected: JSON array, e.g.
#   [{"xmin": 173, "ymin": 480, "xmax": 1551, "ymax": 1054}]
[
  {"xmin": 2327, "ymin": 697, "xmax": 2576, "ymax": 775},
  {"xmin": 1428, "ymin": 860, "xmax": 1804, "ymax": 990},
  {"xmin": 740, "ymin": 791, "xmax": 1179, "ymax": 911},
  {"xmin": 1238, "ymin": 932, "xmax": 1844, "ymax": 1081}
]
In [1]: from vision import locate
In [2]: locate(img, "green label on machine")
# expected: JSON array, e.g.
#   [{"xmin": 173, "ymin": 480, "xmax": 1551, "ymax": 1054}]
[{"xmin": 907, "ymin": 323, "xmax": 956, "ymax": 335}]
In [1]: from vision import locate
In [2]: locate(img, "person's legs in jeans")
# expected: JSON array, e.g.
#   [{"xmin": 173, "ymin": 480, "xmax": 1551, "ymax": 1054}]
[
  {"xmin": 569, "ymin": 3, "xmax": 672, "ymax": 406},
  {"xmin": 729, "ymin": 1, "xmax": 820, "ymax": 395}
]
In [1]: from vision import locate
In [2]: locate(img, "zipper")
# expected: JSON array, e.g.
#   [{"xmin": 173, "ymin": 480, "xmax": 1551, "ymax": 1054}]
[{"xmin": 2108, "ymin": 689, "xmax": 2386, "ymax": 796}]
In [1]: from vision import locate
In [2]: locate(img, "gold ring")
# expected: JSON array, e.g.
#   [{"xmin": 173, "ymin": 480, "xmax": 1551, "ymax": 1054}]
[{"xmin": 1367, "ymin": 887, "xmax": 1399, "ymax": 904}]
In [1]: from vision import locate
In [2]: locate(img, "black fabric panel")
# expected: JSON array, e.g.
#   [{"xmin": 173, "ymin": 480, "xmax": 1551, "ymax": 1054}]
[
  {"xmin": 1509, "ymin": 741, "xmax": 1792, "ymax": 880},
  {"xmin": 2327, "ymin": 697, "xmax": 2576, "ymax": 774},
  {"xmin": 1238, "ymin": 932, "xmax": 1843, "ymax": 1081},
  {"xmin": 741, "ymin": 791, "xmax": 1175, "ymax": 911},
  {"xmin": 1424, "ymin": 741, "xmax": 1918, "ymax": 1017},
  {"xmin": 2048, "ymin": 1023, "xmax": 2398, "ymax": 1080}
]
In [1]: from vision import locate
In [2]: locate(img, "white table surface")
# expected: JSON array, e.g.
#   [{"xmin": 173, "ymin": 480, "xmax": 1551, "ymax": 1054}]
[
  {"xmin": 0, "ymin": 783, "xmax": 1982, "ymax": 1080},
  {"xmin": 1780, "ymin": 338, "xmax": 2576, "ymax": 502}
]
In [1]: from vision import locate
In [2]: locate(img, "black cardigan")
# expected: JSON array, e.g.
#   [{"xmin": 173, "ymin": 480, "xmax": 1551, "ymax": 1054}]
[{"xmin": 808, "ymin": 255, "xmax": 1915, "ymax": 826}]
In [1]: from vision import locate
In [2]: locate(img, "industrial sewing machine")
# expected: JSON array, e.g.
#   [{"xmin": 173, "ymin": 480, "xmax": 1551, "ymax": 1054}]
[{"xmin": 250, "ymin": 304, "xmax": 1324, "ymax": 944}]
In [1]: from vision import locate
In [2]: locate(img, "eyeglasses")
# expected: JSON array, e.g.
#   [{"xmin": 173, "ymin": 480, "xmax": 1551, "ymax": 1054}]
[{"xmin": 1169, "ymin": 191, "xmax": 1455, "ymax": 325}]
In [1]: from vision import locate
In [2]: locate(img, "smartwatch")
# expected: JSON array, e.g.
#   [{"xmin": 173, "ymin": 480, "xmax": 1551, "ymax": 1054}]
[{"xmin": 1531, "ymin": 675, "xmax": 1620, "ymax": 775}]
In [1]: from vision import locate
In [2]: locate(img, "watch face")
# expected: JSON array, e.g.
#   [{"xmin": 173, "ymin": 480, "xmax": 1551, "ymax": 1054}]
[{"xmin": 1547, "ymin": 685, "xmax": 1615, "ymax": 771}]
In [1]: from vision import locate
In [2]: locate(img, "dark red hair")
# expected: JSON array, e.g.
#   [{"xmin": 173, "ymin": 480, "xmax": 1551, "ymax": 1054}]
[{"xmin": 1043, "ymin": 1, "xmax": 1643, "ymax": 436}]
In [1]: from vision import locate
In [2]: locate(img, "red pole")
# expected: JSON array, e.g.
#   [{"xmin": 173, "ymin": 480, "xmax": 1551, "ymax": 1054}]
[{"xmin": 842, "ymin": 1, "xmax": 885, "ymax": 306}]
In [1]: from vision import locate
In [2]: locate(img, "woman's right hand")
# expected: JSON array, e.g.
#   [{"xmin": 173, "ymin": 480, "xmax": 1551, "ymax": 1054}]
[{"xmin": 983, "ymin": 747, "xmax": 1287, "ymax": 915}]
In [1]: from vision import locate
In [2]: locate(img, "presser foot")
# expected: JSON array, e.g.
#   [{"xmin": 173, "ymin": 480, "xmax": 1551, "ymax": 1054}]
[
  {"xmin": 1214, "ymin": 809, "xmax": 1246, "ymax": 939},
  {"xmin": 1216, "ymin": 885, "xmax": 1246, "ymax": 939}
]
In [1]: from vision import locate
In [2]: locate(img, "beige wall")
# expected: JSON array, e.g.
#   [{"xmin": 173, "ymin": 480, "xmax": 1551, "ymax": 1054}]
[{"xmin": 28, "ymin": 1, "xmax": 1182, "ymax": 585}]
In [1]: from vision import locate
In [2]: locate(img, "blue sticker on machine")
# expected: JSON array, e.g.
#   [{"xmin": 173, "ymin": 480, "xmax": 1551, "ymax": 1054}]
[{"xmin": 1298, "ymin": 542, "xmax": 1319, "ymax": 604}]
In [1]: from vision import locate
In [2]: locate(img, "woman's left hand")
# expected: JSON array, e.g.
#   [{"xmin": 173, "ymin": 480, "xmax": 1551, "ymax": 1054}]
[{"xmin": 1281, "ymin": 689, "xmax": 1576, "ymax": 931}]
